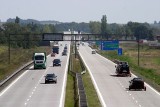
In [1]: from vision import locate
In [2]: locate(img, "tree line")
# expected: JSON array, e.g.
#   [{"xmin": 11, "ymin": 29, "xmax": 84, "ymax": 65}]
[
  {"xmin": 1, "ymin": 15, "xmax": 160, "ymax": 48},
  {"xmin": 89, "ymin": 15, "xmax": 158, "ymax": 40},
  {"xmin": 0, "ymin": 17, "xmax": 57, "ymax": 48}
]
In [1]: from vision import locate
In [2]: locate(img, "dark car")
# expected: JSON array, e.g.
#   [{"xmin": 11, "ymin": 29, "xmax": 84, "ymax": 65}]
[
  {"xmin": 115, "ymin": 61, "xmax": 131, "ymax": 77},
  {"xmin": 45, "ymin": 73, "xmax": 57, "ymax": 84},
  {"xmin": 129, "ymin": 77, "xmax": 146, "ymax": 91},
  {"xmin": 53, "ymin": 59, "xmax": 61, "ymax": 66},
  {"xmin": 62, "ymin": 50, "xmax": 67, "ymax": 56},
  {"xmin": 64, "ymin": 46, "xmax": 67, "ymax": 50}
]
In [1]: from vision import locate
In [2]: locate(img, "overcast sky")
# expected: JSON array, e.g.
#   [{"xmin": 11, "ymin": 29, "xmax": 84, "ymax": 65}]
[{"xmin": 0, "ymin": 0, "xmax": 160, "ymax": 23}]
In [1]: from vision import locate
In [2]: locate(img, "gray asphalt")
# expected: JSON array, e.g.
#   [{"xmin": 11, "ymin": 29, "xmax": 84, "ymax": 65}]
[
  {"xmin": 0, "ymin": 42, "xmax": 70, "ymax": 107},
  {"xmin": 79, "ymin": 43, "xmax": 160, "ymax": 107}
]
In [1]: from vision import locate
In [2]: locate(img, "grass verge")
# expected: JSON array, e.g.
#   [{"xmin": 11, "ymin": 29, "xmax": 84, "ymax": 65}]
[
  {"xmin": 65, "ymin": 73, "xmax": 75, "ymax": 107},
  {"xmin": 0, "ymin": 46, "xmax": 51, "ymax": 81},
  {"xmin": 65, "ymin": 52, "xmax": 101, "ymax": 106},
  {"xmin": 82, "ymin": 70, "xmax": 101, "ymax": 107}
]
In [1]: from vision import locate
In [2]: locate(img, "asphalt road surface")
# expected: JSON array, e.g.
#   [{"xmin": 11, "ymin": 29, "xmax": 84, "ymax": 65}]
[
  {"xmin": 0, "ymin": 42, "xmax": 70, "ymax": 107},
  {"xmin": 79, "ymin": 43, "xmax": 160, "ymax": 107}
]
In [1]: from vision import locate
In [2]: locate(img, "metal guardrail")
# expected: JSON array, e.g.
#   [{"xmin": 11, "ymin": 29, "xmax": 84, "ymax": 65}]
[
  {"xmin": 0, "ymin": 61, "xmax": 33, "ymax": 87},
  {"xmin": 76, "ymin": 73, "xmax": 88, "ymax": 107}
]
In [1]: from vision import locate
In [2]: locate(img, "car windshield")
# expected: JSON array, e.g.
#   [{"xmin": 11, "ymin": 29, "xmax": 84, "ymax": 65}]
[
  {"xmin": 54, "ymin": 59, "xmax": 60, "ymax": 62},
  {"xmin": 35, "ymin": 55, "xmax": 44, "ymax": 60},
  {"xmin": 133, "ymin": 78, "xmax": 143, "ymax": 81},
  {"xmin": 53, "ymin": 59, "xmax": 60, "ymax": 63},
  {"xmin": 46, "ymin": 74, "xmax": 55, "ymax": 78}
]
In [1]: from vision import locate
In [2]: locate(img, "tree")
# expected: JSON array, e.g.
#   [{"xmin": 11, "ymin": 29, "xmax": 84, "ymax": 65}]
[
  {"xmin": 101, "ymin": 15, "xmax": 107, "ymax": 34},
  {"xmin": 134, "ymin": 23, "xmax": 153, "ymax": 40},
  {"xmin": 15, "ymin": 16, "xmax": 20, "ymax": 24},
  {"xmin": 89, "ymin": 21, "xmax": 101, "ymax": 33}
]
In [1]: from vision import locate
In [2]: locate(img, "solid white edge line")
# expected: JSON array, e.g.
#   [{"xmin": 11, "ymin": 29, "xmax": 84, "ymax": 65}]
[
  {"xmin": 0, "ymin": 66, "xmax": 31, "ymax": 96},
  {"xmin": 96, "ymin": 53, "xmax": 160, "ymax": 96},
  {"xmin": 0, "ymin": 54, "xmax": 50, "ymax": 97},
  {"xmin": 79, "ymin": 49, "xmax": 107, "ymax": 107},
  {"xmin": 59, "ymin": 43, "xmax": 70, "ymax": 107}
]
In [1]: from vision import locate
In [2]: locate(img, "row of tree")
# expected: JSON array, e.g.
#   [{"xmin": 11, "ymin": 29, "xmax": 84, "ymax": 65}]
[
  {"xmin": 0, "ymin": 17, "xmax": 57, "ymax": 48},
  {"xmin": 89, "ymin": 15, "xmax": 156, "ymax": 40},
  {"xmin": 1, "ymin": 16, "xmax": 160, "ymax": 48}
]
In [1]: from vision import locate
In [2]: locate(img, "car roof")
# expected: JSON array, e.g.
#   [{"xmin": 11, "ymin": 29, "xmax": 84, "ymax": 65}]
[
  {"xmin": 46, "ymin": 73, "xmax": 55, "ymax": 76},
  {"xmin": 132, "ymin": 77, "xmax": 143, "ymax": 81},
  {"xmin": 35, "ymin": 53, "xmax": 45, "ymax": 56},
  {"xmin": 119, "ymin": 61, "xmax": 128, "ymax": 65},
  {"xmin": 54, "ymin": 59, "xmax": 60, "ymax": 61}
]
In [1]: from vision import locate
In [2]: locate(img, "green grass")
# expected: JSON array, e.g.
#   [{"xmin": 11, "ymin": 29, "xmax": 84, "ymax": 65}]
[
  {"xmin": 82, "ymin": 71, "xmax": 101, "ymax": 107},
  {"xmin": 154, "ymin": 58, "xmax": 160, "ymax": 65},
  {"xmin": 0, "ymin": 46, "xmax": 7, "ymax": 54},
  {"xmin": 65, "ymin": 73, "xmax": 75, "ymax": 107}
]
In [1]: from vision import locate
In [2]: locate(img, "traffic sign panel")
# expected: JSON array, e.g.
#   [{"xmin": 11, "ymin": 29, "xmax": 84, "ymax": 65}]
[
  {"xmin": 101, "ymin": 40, "xmax": 119, "ymax": 50},
  {"xmin": 43, "ymin": 33, "xmax": 63, "ymax": 41},
  {"xmin": 118, "ymin": 48, "xmax": 122, "ymax": 55}
]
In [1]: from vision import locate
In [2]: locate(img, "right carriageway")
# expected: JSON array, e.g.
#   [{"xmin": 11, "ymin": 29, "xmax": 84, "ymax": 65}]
[{"xmin": 78, "ymin": 43, "xmax": 160, "ymax": 107}]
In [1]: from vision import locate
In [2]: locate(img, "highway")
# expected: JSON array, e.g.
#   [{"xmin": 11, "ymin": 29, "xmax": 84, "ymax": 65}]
[
  {"xmin": 0, "ymin": 42, "xmax": 70, "ymax": 107},
  {"xmin": 79, "ymin": 43, "xmax": 160, "ymax": 107}
]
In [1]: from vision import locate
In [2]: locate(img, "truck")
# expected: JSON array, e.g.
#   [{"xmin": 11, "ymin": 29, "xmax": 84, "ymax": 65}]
[
  {"xmin": 33, "ymin": 52, "xmax": 47, "ymax": 69},
  {"xmin": 115, "ymin": 61, "xmax": 131, "ymax": 77},
  {"xmin": 52, "ymin": 44, "xmax": 59, "ymax": 54}
]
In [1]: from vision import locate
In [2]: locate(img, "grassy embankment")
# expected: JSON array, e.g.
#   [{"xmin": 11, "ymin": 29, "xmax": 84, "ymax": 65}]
[
  {"xmin": 100, "ymin": 43, "xmax": 160, "ymax": 91},
  {"xmin": 0, "ymin": 45, "xmax": 51, "ymax": 81},
  {"xmin": 65, "ymin": 51, "xmax": 101, "ymax": 107}
]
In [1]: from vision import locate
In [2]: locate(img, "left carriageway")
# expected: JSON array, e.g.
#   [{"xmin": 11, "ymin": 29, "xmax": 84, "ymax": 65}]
[{"xmin": 0, "ymin": 41, "xmax": 70, "ymax": 107}]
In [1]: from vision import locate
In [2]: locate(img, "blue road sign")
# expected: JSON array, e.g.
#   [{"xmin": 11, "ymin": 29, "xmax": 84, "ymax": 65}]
[
  {"xmin": 118, "ymin": 48, "xmax": 122, "ymax": 55},
  {"xmin": 101, "ymin": 40, "xmax": 119, "ymax": 50}
]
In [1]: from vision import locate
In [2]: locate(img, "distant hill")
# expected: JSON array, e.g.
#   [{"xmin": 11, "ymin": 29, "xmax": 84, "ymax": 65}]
[{"xmin": 6, "ymin": 18, "xmax": 61, "ymax": 25}]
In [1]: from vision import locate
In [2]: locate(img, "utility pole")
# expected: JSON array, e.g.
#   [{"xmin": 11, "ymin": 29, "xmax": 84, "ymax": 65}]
[
  {"xmin": 75, "ymin": 34, "xmax": 77, "ymax": 58},
  {"xmin": 8, "ymin": 34, "xmax": 11, "ymax": 64},
  {"xmin": 138, "ymin": 35, "xmax": 140, "ymax": 66}
]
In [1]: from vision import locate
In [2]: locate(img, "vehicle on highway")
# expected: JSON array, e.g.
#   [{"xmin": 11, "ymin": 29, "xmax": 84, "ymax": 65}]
[
  {"xmin": 91, "ymin": 50, "xmax": 96, "ymax": 54},
  {"xmin": 45, "ymin": 73, "xmax": 57, "ymax": 84},
  {"xmin": 129, "ymin": 77, "xmax": 146, "ymax": 91},
  {"xmin": 64, "ymin": 46, "xmax": 67, "ymax": 50},
  {"xmin": 33, "ymin": 52, "xmax": 47, "ymax": 69},
  {"xmin": 53, "ymin": 59, "xmax": 61, "ymax": 66},
  {"xmin": 62, "ymin": 49, "xmax": 67, "ymax": 56},
  {"xmin": 52, "ymin": 44, "xmax": 59, "ymax": 54},
  {"xmin": 115, "ymin": 61, "xmax": 131, "ymax": 77}
]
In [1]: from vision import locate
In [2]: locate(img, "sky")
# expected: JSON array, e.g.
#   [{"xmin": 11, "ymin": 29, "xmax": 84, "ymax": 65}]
[{"xmin": 0, "ymin": 0, "xmax": 160, "ymax": 23}]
